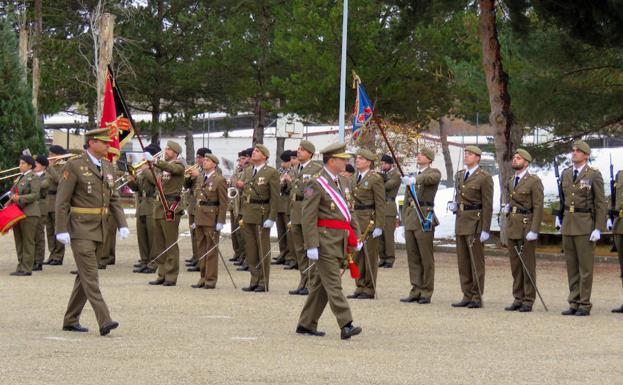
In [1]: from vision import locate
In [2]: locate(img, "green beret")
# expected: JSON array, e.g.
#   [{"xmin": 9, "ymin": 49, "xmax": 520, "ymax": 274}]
[
  {"xmin": 167, "ymin": 140, "xmax": 182, "ymax": 155},
  {"xmin": 573, "ymin": 140, "xmax": 591, "ymax": 155},
  {"xmin": 84, "ymin": 128, "xmax": 112, "ymax": 142},
  {"xmin": 255, "ymin": 143, "xmax": 270, "ymax": 158},
  {"xmin": 464, "ymin": 145, "xmax": 482, "ymax": 156},
  {"xmin": 299, "ymin": 140, "xmax": 315, "ymax": 154},
  {"xmin": 356, "ymin": 148, "xmax": 377, "ymax": 162},
  {"xmin": 205, "ymin": 154, "xmax": 219, "ymax": 165},
  {"xmin": 515, "ymin": 148, "xmax": 532, "ymax": 162},
  {"xmin": 320, "ymin": 143, "xmax": 351, "ymax": 159},
  {"xmin": 418, "ymin": 147, "xmax": 435, "ymax": 161}
]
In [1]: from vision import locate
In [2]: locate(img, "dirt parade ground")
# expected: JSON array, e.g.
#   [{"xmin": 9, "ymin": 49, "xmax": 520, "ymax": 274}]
[{"xmin": 1, "ymin": 221, "xmax": 622, "ymax": 385}]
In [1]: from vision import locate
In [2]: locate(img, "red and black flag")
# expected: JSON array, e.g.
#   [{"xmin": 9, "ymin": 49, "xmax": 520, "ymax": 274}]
[{"xmin": 100, "ymin": 65, "xmax": 135, "ymax": 161}]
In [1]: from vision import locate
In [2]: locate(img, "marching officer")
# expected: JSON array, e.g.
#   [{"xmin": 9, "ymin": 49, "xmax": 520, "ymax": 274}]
[
  {"xmin": 237, "ymin": 144, "xmax": 279, "ymax": 292},
  {"xmin": 399, "ymin": 148, "xmax": 441, "ymax": 304},
  {"xmin": 56, "ymin": 128, "xmax": 129, "ymax": 336},
  {"xmin": 296, "ymin": 142, "xmax": 362, "ymax": 340},
  {"xmin": 191, "ymin": 154, "xmax": 227, "ymax": 289},
  {"xmin": 9, "ymin": 155, "xmax": 40, "ymax": 276},
  {"xmin": 503, "ymin": 149, "xmax": 544, "ymax": 312},
  {"xmin": 33, "ymin": 155, "xmax": 50, "ymax": 272},
  {"xmin": 609, "ymin": 166, "xmax": 623, "ymax": 313},
  {"xmin": 273, "ymin": 150, "xmax": 294, "ymax": 266},
  {"xmin": 144, "ymin": 140, "xmax": 186, "ymax": 287},
  {"xmin": 127, "ymin": 144, "xmax": 160, "ymax": 274},
  {"xmin": 288, "ymin": 140, "xmax": 323, "ymax": 295},
  {"xmin": 449, "ymin": 145, "xmax": 493, "ymax": 309},
  {"xmin": 231, "ymin": 148, "xmax": 252, "ymax": 271},
  {"xmin": 378, "ymin": 154, "xmax": 401, "ymax": 268},
  {"xmin": 347, "ymin": 149, "xmax": 385, "ymax": 300},
  {"xmin": 185, "ymin": 147, "xmax": 210, "ymax": 271},
  {"xmin": 558, "ymin": 140, "xmax": 606, "ymax": 316},
  {"xmin": 44, "ymin": 145, "xmax": 67, "ymax": 265}
]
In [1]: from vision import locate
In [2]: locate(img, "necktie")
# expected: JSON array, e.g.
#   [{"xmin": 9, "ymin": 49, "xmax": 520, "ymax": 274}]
[
  {"xmin": 464, "ymin": 171, "xmax": 470, "ymax": 181},
  {"xmin": 96, "ymin": 165, "xmax": 101, "ymax": 173},
  {"xmin": 573, "ymin": 169, "xmax": 578, "ymax": 182},
  {"xmin": 357, "ymin": 174, "xmax": 362, "ymax": 184},
  {"xmin": 299, "ymin": 165, "xmax": 303, "ymax": 173},
  {"xmin": 418, "ymin": 171, "xmax": 422, "ymax": 175},
  {"xmin": 513, "ymin": 176, "xmax": 520, "ymax": 188},
  {"xmin": 253, "ymin": 168, "xmax": 257, "ymax": 177},
  {"xmin": 334, "ymin": 178, "xmax": 342, "ymax": 194}
]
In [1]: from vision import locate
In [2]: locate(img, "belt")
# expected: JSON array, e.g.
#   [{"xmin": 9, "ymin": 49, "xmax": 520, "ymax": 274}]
[
  {"xmin": 510, "ymin": 206, "xmax": 532, "ymax": 214},
  {"xmin": 140, "ymin": 192, "xmax": 155, "ymax": 198},
  {"xmin": 156, "ymin": 194, "xmax": 180, "ymax": 202},
  {"xmin": 317, "ymin": 219, "xmax": 357, "ymax": 247},
  {"xmin": 48, "ymin": 191, "xmax": 56, "ymax": 196},
  {"xmin": 199, "ymin": 201, "xmax": 219, "ymax": 206},
  {"xmin": 564, "ymin": 205, "xmax": 592, "ymax": 213},
  {"xmin": 411, "ymin": 201, "xmax": 434, "ymax": 207},
  {"xmin": 459, "ymin": 203, "xmax": 482, "ymax": 211},
  {"xmin": 609, "ymin": 208, "xmax": 623, "ymax": 218},
  {"xmin": 71, "ymin": 207, "xmax": 108, "ymax": 215},
  {"xmin": 295, "ymin": 195, "xmax": 304, "ymax": 202},
  {"xmin": 250, "ymin": 199, "xmax": 269, "ymax": 204},
  {"xmin": 355, "ymin": 204, "xmax": 375, "ymax": 210}
]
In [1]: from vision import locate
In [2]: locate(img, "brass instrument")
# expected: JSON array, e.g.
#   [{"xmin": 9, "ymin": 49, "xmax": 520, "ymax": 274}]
[
  {"xmin": 127, "ymin": 151, "xmax": 164, "ymax": 175},
  {"xmin": 0, "ymin": 171, "xmax": 21, "ymax": 181},
  {"xmin": 184, "ymin": 163, "xmax": 201, "ymax": 175},
  {"xmin": 227, "ymin": 187, "xmax": 239, "ymax": 199}
]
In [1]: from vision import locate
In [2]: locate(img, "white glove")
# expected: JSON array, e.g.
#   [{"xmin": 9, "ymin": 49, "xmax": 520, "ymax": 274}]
[
  {"xmin": 503, "ymin": 204, "xmax": 511, "ymax": 214},
  {"xmin": 607, "ymin": 218, "xmax": 613, "ymax": 231},
  {"xmin": 262, "ymin": 219, "xmax": 274, "ymax": 228},
  {"xmin": 372, "ymin": 227, "xmax": 382, "ymax": 238},
  {"xmin": 307, "ymin": 248, "xmax": 319, "ymax": 260},
  {"xmin": 356, "ymin": 242, "xmax": 363, "ymax": 251},
  {"xmin": 401, "ymin": 176, "xmax": 416, "ymax": 185},
  {"xmin": 216, "ymin": 223, "xmax": 224, "ymax": 232},
  {"xmin": 526, "ymin": 231, "xmax": 538, "ymax": 241},
  {"xmin": 480, "ymin": 231, "xmax": 490, "ymax": 243},
  {"xmin": 118, "ymin": 227, "xmax": 130, "ymax": 240},
  {"xmin": 190, "ymin": 222, "xmax": 196, "ymax": 230},
  {"xmin": 555, "ymin": 216, "xmax": 561, "ymax": 230},
  {"xmin": 143, "ymin": 151, "xmax": 153, "ymax": 162},
  {"xmin": 56, "ymin": 232, "xmax": 71, "ymax": 245},
  {"xmin": 447, "ymin": 202, "xmax": 457, "ymax": 213},
  {"xmin": 590, "ymin": 229, "xmax": 601, "ymax": 242}
]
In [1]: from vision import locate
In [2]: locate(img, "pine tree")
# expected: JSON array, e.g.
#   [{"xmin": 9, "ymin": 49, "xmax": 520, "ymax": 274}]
[{"xmin": 0, "ymin": 17, "xmax": 44, "ymax": 181}]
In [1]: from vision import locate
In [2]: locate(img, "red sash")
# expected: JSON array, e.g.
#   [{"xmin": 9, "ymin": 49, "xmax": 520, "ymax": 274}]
[{"xmin": 317, "ymin": 219, "xmax": 357, "ymax": 247}]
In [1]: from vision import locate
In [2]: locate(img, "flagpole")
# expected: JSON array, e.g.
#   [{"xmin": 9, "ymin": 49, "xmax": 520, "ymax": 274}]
[{"xmin": 338, "ymin": 0, "xmax": 348, "ymax": 144}]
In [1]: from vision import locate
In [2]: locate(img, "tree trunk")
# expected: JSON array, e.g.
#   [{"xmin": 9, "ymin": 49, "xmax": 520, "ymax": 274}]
[
  {"xmin": 276, "ymin": 137, "xmax": 285, "ymax": 166},
  {"xmin": 151, "ymin": 98, "xmax": 161, "ymax": 145},
  {"xmin": 253, "ymin": 95, "xmax": 265, "ymax": 145},
  {"xmin": 31, "ymin": 0, "xmax": 42, "ymax": 114},
  {"xmin": 18, "ymin": 27, "xmax": 28, "ymax": 80},
  {"xmin": 439, "ymin": 117, "xmax": 454, "ymax": 187},
  {"xmin": 478, "ymin": 0, "xmax": 522, "ymax": 245},
  {"xmin": 185, "ymin": 114, "xmax": 195, "ymax": 162},
  {"xmin": 87, "ymin": 99, "xmax": 96, "ymax": 130},
  {"xmin": 96, "ymin": 13, "xmax": 115, "ymax": 123}
]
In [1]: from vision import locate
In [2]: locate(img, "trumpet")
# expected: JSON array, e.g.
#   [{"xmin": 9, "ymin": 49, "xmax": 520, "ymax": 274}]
[
  {"xmin": 0, "ymin": 171, "xmax": 21, "ymax": 181},
  {"xmin": 184, "ymin": 163, "xmax": 201, "ymax": 175},
  {"xmin": 127, "ymin": 151, "xmax": 164, "ymax": 175},
  {"xmin": 227, "ymin": 187, "xmax": 239, "ymax": 199}
]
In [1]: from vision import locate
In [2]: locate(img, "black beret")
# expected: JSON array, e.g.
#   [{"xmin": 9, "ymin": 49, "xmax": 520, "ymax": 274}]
[
  {"xmin": 196, "ymin": 147, "xmax": 212, "ymax": 157},
  {"xmin": 243, "ymin": 148, "xmax": 254, "ymax": 157},
  {"xmin": 36, "ymin": 155, "xmax": 49, "ymax": 167},
  {"xmin": 145, "ymin": 144, "xmax": 161, "ymax": 156},
  {"xmin": 20, "ymin": 155, "xmax": 36, "ymax": 168},
  {"xmin": 48, "ymin": 145, "xmax": 67, "ymax": 155},
  {"xmin": 381, "ymin": 154, "xmax": 394, "ymax": 164},
  {"xmin": 280, "ymin": 151, "xmax": 291, "ymax": 162},
  {"xmin": 345, "ymin": 164, "xmax": 355, "ymax": 173}
]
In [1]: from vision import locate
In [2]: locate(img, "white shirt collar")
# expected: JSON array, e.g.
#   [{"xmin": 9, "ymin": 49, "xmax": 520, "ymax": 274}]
[
  {"xmin": 573, "ymin": 163, "xmax": 586, "ymax": 174},
  {"xmin": 417, "ymin": 166, "xmax": 429, "ymax": 173},
  {"xmin": 324, "ymin": 167, "xmax": 338, "ymax": 181},
  {"xmin": 35, "ymin": 170, "xmax": 44, "ymax": 176},
  {"xmin": 465, "ymin": 165, "xmax": 479, "ymax": 175},
  {"xmin": 254, "ymin": 163, "xmax": 265, "ymax": 172},
  {"xmin": 22, "ymin": 169, "xmax": 32, "ymax": 176},
  {"xmin": 205, "ymin": 170, "xmax": 215, "ymax": 179},
  {"xmin": 358, "ymin": 169, "xmax": 370, "ymax": 179},
  {"xmin": 300, "ymin": 160, "xmax": 311, "ymax": 169},
  {"xmin": 86, "ymin": 150, "xmax": 102, "ymax": 167},
  {"xmin": 514, "ymin": 168, "xmax": 528, "ymax": 180}
]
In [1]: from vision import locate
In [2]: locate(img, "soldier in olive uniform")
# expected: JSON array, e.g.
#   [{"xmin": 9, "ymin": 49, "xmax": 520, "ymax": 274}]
[
  {"xmin": 288, "ymin": 140, "xmax": 323, "ymax": 295},
  {"xmin": 237, "ymin": 144, "xmax": 279, "ymax": 292},
  {"xmin": 273, "ymin": 150, "xmax": 294, "ymax": 266},
  {"xmin": 56, "ymin": 128, "xmax": 129, "ymax": 336},
  {"xmin": 347, "ymin": 149, "xmax": 385, "ymax": 300},
  {"xmin": 449, "ymin": 145, "xmax": 494, "ymax": 308},
  {"xmin": 185, "ymin": 148, "xmax": 210, "ymax": 271},
  {"xmin": 399, "ymin": 148, "xmax": 441, "ymax": 304},
  {"xmin": 44, "ymin": 145, "xmax": 67, "ymax": 265},
  {"xmin": 8, "ymin": 155, "xmax": 40, "ymax": 276},
  {"xmin": 609, "ymin": 167, "xmax": 623, "ymax": 313},
  {"xmin": 144, "ymin": 140, "xmax": 186, "ymax": 286},
  {"xmin": 99, "ymin": 162, "xmax": 123, "ymax": 268},
  {"xmin": 558, "ymin": 140, "xmax": 607, "ymax": 316},
  {"xmin": 296, "ymin": 143, "xmax": 362, "ymax": 340},
  {"xmin": 502, "ymin": 149, "xmax": 544, "ymax": 312},
  {"xmin": 378, "ymin": 154, "xmax": 401, "ymax": 268},
  {"xmin": 231, "ymin": 148, "xmax": 252, "ymax": 271},
  {"xmin": 191, "ymin": 154, "xmax": 227, "ymax": 289},
  {"xmin": 127, "ymin": 144, "xmax": 160, "ymax": 273},
  {"xmin": 33, "ymin": 156, "xmax": 50, "ymax": 271}
]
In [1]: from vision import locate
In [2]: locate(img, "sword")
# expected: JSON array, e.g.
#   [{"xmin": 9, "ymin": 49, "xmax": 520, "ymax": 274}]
[
  {"xmin": 358, "ymin": 219, "xmax": 377, "ymax": 298},
  {"xmin": 466, "ymin": 235, "xmax": 484, "ymax": 305},
  {"xmin": 206, "ymin": 230, "xmax": 238, "ymax": 289},
  {"xmin": 257, "ymin": 225, "xmax": 269, "ymax": 292},
  {"xmin": 514, "ymin": 241, "xmax": 549, "ymax": 311},
  {"xmin": 197, "ymin": 226, "xmax": 241, "ymax": 262},
  {"xmin": 256, "ymin": 228, "xmax": 290, "ymax": 269},
  {"xmin": 146, "ymin": 237, "xmax": 182, "ymax": 267}
]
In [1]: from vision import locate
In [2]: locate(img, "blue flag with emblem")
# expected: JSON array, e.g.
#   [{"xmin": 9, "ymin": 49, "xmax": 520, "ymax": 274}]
[{"xmin": 352, "ymin": 73, "xmax": 373, "ymax": 141}]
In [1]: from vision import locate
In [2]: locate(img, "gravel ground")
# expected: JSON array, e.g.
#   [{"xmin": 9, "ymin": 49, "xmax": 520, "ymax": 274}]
[{"xmin": 1, "ymin": 222, "xmax": 622, "ymax": 385}]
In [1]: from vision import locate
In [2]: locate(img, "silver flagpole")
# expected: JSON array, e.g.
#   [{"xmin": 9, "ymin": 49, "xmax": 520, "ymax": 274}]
[{"xmin": 338, "ymin": 0, "xmax": 349, "ymax": 144}]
